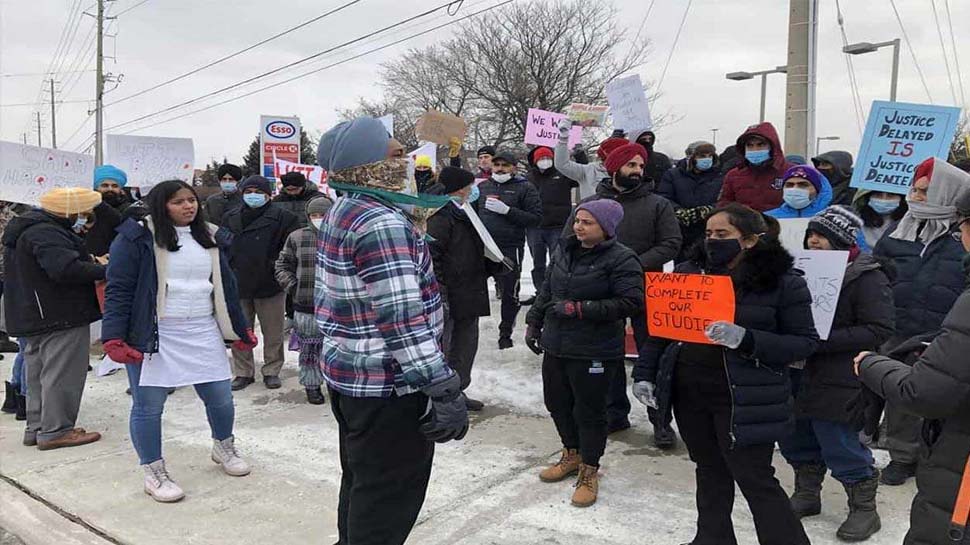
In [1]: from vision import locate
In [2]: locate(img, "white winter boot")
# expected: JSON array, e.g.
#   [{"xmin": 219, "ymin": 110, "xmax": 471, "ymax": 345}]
[
  {"xmin": 142, "ymin": 459, "xmax": 185, "ymax": 503},
  {"xmin": 211, "ymin": 436, "xmax": 251, "ymax": 476}
]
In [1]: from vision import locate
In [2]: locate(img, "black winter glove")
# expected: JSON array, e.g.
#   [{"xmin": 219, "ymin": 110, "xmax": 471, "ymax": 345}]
[
  {"xmin": 525, "ymin": 325, "xmax": 543, "ymax": 355},
  {"xmin": 419, "ymin": 373, "xmax": 469, "ymax": 443},
  {"xmin": 845, "ymin": 385, "xmax": 885, "ymax": 442}
]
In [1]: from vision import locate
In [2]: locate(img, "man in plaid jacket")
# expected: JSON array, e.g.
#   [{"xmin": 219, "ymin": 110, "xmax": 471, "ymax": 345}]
[{"xmin": 315, "ymin": 117, "xmax": 468, "ymax": 545}]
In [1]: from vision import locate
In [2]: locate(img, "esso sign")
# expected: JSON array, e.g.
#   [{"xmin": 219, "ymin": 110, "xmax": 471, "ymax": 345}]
[{"xmin": 265, "ymin": 121, "xmax": 297, "ymax": 139}]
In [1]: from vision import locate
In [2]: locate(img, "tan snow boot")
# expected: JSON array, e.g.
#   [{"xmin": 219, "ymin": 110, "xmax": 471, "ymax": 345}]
[
  {"xmin": 571, "ymin": 464, "xmax": 599, "ymax": 507},
  {"xmin": 539, "ymin": 448, "xmax": 581, "ymax": 483}
]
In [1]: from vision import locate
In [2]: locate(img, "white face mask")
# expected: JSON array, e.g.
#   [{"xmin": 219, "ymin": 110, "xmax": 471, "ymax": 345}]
[
  {"xmin": 493, "ymin": 173, "xmax": 512, "ymax": 183},
  {"xmin": 311, "ymin": 218, "xmax": 324, "ymax": 230},
  {"xmin": 537, "ymin": 159, "xmax": 553, "ymax": 171}
]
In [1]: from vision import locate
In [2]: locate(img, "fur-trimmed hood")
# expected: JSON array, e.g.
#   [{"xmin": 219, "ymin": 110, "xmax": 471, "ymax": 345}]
[{"xmin": 687, "ymin": 239, "xmax": 797, "ymax": 293}]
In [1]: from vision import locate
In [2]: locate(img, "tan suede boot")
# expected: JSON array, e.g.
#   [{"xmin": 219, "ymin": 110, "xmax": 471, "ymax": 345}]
[
  {"xmin": 571, "ymin": 464, "xmax": 599, "ymax": 507},
  {"xmin": 539, "ymin": 448, "xmax": 581, "ymax": 483}
]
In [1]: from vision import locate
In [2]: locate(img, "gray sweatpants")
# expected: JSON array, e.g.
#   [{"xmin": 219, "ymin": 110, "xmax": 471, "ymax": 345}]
[{"xmin": 24, "ymin": 325, "xmax": 90, "ymax": 442}]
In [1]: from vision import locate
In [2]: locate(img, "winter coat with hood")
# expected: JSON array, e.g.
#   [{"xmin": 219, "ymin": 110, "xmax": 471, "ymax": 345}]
[
  {"xmin": 475, "ymin": 173, "xmax": 542, "ymax": 249},
  {"xmin": 204, "ymin": 190, "xmax": 242, "ymax": 227},
  {"xmin": 717, "ymin": 122, "xmax": 794, "ymax": 211},
  {"xmin": 427, "ymin": 201, "xmax": 492, "ymax": 320},
  {"xmin": 795, "ymin": 253, "xmax": 895, "ymax": 423},
  {"xmin": 101, "ymin": 217, "xmax": 249, "ymax": 354},
  {"xmin": 765, "ymin": 169, "xmax": 834, "ymax": 219},
  {"xmin": 272, "ymin": 184, "xmax": 323, "ymax": 228},
  {"xmin": 563, "ymin": 179, "xmax": 681, "ymax": 271},
  {"xmin": 525, "ymin": 235, "xmax": 644, "ymax": 360},
  {"xmin": 657, "ymin": 157, "xmax": 724, "ymax": 252},
  {"xmin": 2, "ymin": 209, "xmax": 105, "ymax": 337},
  {"xmin": 857, "ymin": 286, "xmax": 970, "ymax": 545},
  {"xmin": 631, "ymin": 129, "xmax": 673, "ymax": 187},
  {"xmin": 221, "ymin": 202, "xmax": 299, "ymax": 299},
  {"xmin": 275, "ymin": 198, "xmax": 332, "ymax": 314},
  {"xmin": 633, "ymin": 241, "xmax": 820, "ymax": 447},
  {"xmin": 527, "ymin": 147, "xmax": 578, "ymax": 229},
  {"xmin": 812, "ymin": 151, "xmax": 856, "ymax": 206},
  {"xmin": 554, "ymin": 139, "xmax": 604, "ymax": 199}
]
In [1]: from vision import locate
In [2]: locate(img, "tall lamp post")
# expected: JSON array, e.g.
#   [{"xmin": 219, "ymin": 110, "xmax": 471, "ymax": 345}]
[
  {"xmin": 725, "ymin": 65, "xmax": 788, "ymax": 123},
  {"xmin": 816, "ymin": 135, "xmax": 840, "ymax": 152},
  {"xmin": 710, "ymin": 128, "xmax": 719, "ymax": 146},
  {"xmin": 843, "ymin": 39, "xmax": 901, "ymax": 101}
]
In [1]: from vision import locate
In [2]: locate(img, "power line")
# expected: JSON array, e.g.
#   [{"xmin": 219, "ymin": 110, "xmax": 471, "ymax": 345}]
[
  {"xmin": 0, "ymin": 69, "xmax": 94, "ymax": 78},
  {"xmin": 114, "ymin": 0, "xmax": 151, "ymax": 17},
  {"xmin": 628, "ymin": 0, "xmax": 656, "ymax": 50},
  {"xmin": 887, "ymin": 0, "xmax": 933, "ymax": 102},
  {"xmin": 654, "ymin": 0, "xmax": 691, "ymax": 94},
  {"xmin": 62, "ymin": 112, "xmax": 94, "ymax": 149},
  {"xmin": 835, "ymin": 0, "xmax": 864, "ymax": 135},
  {"xmin": 944, "ymin": 0, "xmax": 967, "ymax": 113},
  {"xmin": 929, "ymin": 0, "xmax": 959, "ymax": 105},
  {"xmin": 118, "ymin": 0, "xmax": 512, "ymax": 135},
  {"xmin": 1, "ymin": 99, "xmax": 90, "ymax": 108},
  {"xmin": 104, "ymin": 0, "xmax": 472, "ymax": 132},
  {"xmin": 106, "ymin": 0, "xmax": 364, "ymax": 107}
]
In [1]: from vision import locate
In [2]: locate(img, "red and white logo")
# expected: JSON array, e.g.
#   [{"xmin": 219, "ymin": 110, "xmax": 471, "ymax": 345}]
[{"xmin": 265, "ymin": 120, "xmax": 297, "ymax": 139}]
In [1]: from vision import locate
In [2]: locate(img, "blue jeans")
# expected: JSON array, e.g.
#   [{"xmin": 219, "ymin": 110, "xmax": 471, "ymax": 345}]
[
  {"xmin": 780, "ymin": 418, "xmax": 875, "ymax": 484},
  {"xmin": 10, "ymin": 337, "xmax": 27, "ymax": 395},
  {"xmin": 125, "ymin": 364, "xmax": 235, "ymax": 465},
  {"xmin": 526, "ymin": 227, "xmax": 562, "ymax": 292}
]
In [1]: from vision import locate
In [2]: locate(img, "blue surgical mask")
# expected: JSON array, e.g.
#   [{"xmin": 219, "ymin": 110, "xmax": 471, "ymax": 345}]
[
  {"xmin": 868, "ymin": 197, "xmax": 900, "ymax": 215},
  {"xmin": 468, "ymin": 184, "xmax": 480, "ymax": 203},
  {"xmin": 221, "ymin": 182, "xmax": 237, "ymax": 193},
  {"xmin": 746, "ymin": 149, "xmax": 771, "ymax": 165},
  {"xmin": 783, "ymin": 187, "xmax": 813, "ymax": 210},
  {"xmin": 695, "ymin": 157, "xmax": 714, "ymax": 171},
  {"xmin": 243, "ymin": 193, "xmax": 267, "ymax": 208},
  {"xmin": 72, "ymin": 215, "xmax": 88, "ymax": 233}
]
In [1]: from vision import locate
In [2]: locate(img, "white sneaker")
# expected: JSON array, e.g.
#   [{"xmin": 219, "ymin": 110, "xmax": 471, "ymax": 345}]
[
  {"xmin": 211, "ymin": 436, "xmax": 251, "ymax": 476},
  {"xmin": 142, "ymin": 459, "xmax": 185, "ymax": 503}
]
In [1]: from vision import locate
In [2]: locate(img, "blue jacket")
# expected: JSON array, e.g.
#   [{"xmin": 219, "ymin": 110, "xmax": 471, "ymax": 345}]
[
  {"xmin": 765, "ymin": 172, "xmax": 833, "ymax": 219},
  {"xmin": 101, "ymin": 218, "xmax": 249, "ymax": 353}
]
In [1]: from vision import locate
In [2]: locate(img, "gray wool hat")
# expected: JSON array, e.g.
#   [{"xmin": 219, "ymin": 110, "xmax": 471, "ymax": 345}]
[
  {"xmin": 317, "ymin": 117, "xmax": 390, "ymax": 172},
  {"xmin": 306, "ymin": 195, "xmax": 334, "ymax": 217}
]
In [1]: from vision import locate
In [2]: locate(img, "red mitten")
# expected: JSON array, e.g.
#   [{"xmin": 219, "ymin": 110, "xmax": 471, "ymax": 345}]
[
  {"xmin": 232, "ymin": 329, "xmax": 258, "ymax": 351},
  {"xmin": 103, "ymin": 339, "xmax": 144, "ymax": 364}
]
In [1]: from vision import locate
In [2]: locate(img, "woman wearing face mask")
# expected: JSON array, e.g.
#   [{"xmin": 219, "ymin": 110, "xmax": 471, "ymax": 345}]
[
  {"xmin": 871, "ymin": 157, "xmax": 970, "ymax": 487},
  {"xmin": 853, "ymin": 189, "xmax": 970, "ymax": 545},
  {"xmin": 657, "ymin": 141, "xmax": 725, "ymax": 259},
  {"xmin": 524, "ymin": 146, "xmax": 578, "ymax": 304},
  {"xmin": 101, "ymin": 180, "xmax": 257, "ymax": 503},
  {"xmin": 633, "ymin": 203, "xmax": 819, "ymax": 545},
  {"xmin": 765, "ymin": 165, "xmax": 833, "ymax": 219},
  {"xmin": 275, "ymin": 196, "xmax": 335, "ymax": 405},
  {"xmin": 717, "ymin": 122, "xmax": 795, "ymax": 212},
  {"xmin": 853, "ymin": 190, "xmax": 908, "ymax": 249},
  {"xmin": 414, "ymin": 155, "xmax": 437, "ymax": 193}
]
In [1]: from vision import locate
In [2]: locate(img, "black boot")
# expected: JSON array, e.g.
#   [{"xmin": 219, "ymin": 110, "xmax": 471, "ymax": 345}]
[
  {"xmin": 2, "ymin": 381, "xmax": 17, "ymax": 413},
  {"xmin": 305, "ymin": 387, "xmax": 326, "ymax": 405},
  {"xmin": 789, "ymin": 463, "xmax": 826, "ymax": 518},
  {"xmin": 14, "ymin": 393, "xmax": 26, "ymax": 421},
  {"xmin": 837, "ymin": 475, "xmax": 881, "ymax": 541}
]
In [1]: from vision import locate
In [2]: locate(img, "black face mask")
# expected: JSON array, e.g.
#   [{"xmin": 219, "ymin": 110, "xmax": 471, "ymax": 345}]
[
  {"xmin": 638, "ymin": 138, "xmax": 654, "ymax": 151},
  {"xmin": 102, "ymin": 192, "xmax": 125, "ymax": 206},
  {"xmin": 615, "ymin": 173, "xmax": 642, "ymax": 190},
  {"xmin": 705, "ymin": 238, "xmax": 744, "ymax": 267},
  {"xmin": 415, "ymin": 170, "xmax": 434, "ymax": 185}
]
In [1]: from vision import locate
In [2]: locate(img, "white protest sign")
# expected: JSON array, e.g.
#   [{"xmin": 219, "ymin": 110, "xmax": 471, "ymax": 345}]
[
  {"xmin": 462, "ymin": 201, "xmax": 505, "ymax": 263},
  {"xmin": 408, "ymin": 142, "xmax": 438, "ymax": 166},
  {"xmin": 792, "ymin": 250, "xmax": 850, "ymax": 340},
  {"xmin": 777, "ymin": 218, "xmax": 811, "ymax": 254},
  {"xmin": 606, "ymin": 74, "xmax": 653, "ymax": 132},
  {"xmin": 0, "ymin": 141, "xmax": 93, "ymax": 206},
  {"xmin": 273, "ymin": 157, "xmax": 336, "ymax": 200},
  {"xmin": 105, "ymin": 134, "xmax": 194, "ymax": 191}
]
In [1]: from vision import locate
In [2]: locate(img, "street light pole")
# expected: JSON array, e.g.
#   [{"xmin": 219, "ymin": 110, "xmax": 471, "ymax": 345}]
[
  {"xmin": 726, "ymin": 66, "xmax": 787, "ymax": 123},
  {"xmin": 843, "ymin": 39, "xmax": 901, "ymax": 102},
  {"xmin": 816, "ymin": 135, "xmax": 840, "ymax": 152},
  {"xmin": 760, "ymin": 73, "xmax": 768, "ymax": 123},
  {"xmin": 890, "ymin": 38, "xmax": 900, "ymax": 102},
  {"xmin": 711, "ymin": 128, "xmax": 719, "ymax": 146}
]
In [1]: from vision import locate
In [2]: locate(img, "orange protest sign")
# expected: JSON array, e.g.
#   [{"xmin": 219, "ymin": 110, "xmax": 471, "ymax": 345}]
[{"xmin": 645, "ymin": 272, "xmax": 735, "ymax": 344}]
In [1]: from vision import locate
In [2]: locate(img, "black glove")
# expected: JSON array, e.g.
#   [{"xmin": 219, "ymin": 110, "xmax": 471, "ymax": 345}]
[
  {"xmin": 525, "ymin": 325, "xmax": 543, "ymax": 355},
  {"xmin": 419, "ymin": 373, "xmax": 468, "ymax": 443},
  {"xmin": 845, "ymin": 385, "xmax": 885, "ymax": 442}
]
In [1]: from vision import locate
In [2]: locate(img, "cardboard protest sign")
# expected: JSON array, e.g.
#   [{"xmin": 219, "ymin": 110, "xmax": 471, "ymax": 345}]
[
  {"xmin": 566, "ymin": 103, "xmax": 609, "ymax": 128},
  {"xmin": 777, "ymin": 218, "xmax": 811, "ymax": 254},
  {"xmin": 415, "ymin": 110, "xmax": 466, "ymax": 146},
  {"xmin": 0, "ymin": 141, "xmax": 93, "ymax": 205},
  {"xmin": 105, "ymin": 134, "xmax": 194, "ymax": 191},
  {"xmin": 462, "ymin": 201, "xmax": 505, "ymax": 263},
  {"xmin": 606, "ymin": 74, "xmax": 652, "ymax": 132},
  {"xmin": 645, "ymin": 272, "xmax": 735, "ymax": 344},
  {"xmin": 524, "ymin": 108, "xmax": 583, "ymax": 148},
  {"xmin": 791, "ymin": 250, "xmax": 849, "ymax": 340},
  {"xmin": 851, "ymin": 101, "xmax": 962, "ymax": 195},
  {"xmin": 273, "ymin": 157, "xmax": 336, "ymax": 200}
]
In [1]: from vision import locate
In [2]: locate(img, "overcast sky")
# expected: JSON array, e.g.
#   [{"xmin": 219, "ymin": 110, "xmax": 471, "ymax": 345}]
[{"xmin": 1, "ymin": 0, "xmax": 967, "ymax": 166}]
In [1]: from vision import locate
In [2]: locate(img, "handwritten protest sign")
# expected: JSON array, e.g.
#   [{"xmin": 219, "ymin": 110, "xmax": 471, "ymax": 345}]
[
  {"xmin": 778, "ymin": 218, "xmax": 811, "ymax": 254},
  {"xmin": 566, "ymin": 103, "xmax": 609, "ymax": 128},
  {"xmin": 606, "ymin": 74, "xmax": 653, "ymax": 132},
  {"xmin": 0, "ymin": 141, "xmax": 93, "ymax": 205},
  {"xmin": 524, "ymin": 108, "xmax": 583, "ymax": 148},
  {"xmin": 105, "ymin": 134, "xmax": 194, "ymax": 191},
  {"xmin": 851, "ymin": 101, "xmax": 962, "ymax": 195},
  {"xmin": 645, "ymin": 272, "xmax": 735, "ymax": 344},
  {"xmin": 415, "ymin": 110, "xmax": 466, "ymax": 146},
  {"xmin": 273, "ymin": 157, "xmax": 335, "ymax": 199},
  {"xmin": 792, "ymin": 250, "xmax": 849, "ymax": 340}
]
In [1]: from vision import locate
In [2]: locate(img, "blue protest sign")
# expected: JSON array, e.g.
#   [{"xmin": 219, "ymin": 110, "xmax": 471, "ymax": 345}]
[{"xmin": 850, "ymin": 101, "xmax": 962, "ymax": 195}]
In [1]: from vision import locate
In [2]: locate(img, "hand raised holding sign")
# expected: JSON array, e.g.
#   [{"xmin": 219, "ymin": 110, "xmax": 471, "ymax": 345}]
[{"xmin": 558, "ymin": 123, "xmax": 571, "ymax": 141}]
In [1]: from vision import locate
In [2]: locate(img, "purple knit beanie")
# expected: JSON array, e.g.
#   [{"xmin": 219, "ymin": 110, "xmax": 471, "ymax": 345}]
[
  {"xmin": 577, "ymin": 199, "xmax": 625, "ymax": 238},
  {"xmin": 783, "ymin": 165, "xmax": 825, "ymax": 194}
]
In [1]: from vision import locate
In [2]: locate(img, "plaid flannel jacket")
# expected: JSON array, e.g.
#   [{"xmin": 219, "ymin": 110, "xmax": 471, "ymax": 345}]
[
  {"xmin": 275, "ymin": 227, "xmax": 318, "ymax": 312},
  {"xmin": 315, "ymin": 194, "xmax": 449, "ymax": 397}
]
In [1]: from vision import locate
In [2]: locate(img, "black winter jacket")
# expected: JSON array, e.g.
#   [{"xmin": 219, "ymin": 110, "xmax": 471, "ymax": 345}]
[
  {"xmin": 564, "ymin": 180, "xmax": 682, "ymax": 271},
  {"xmin": 204, "ymin": 191, "xmax": 243, "ymax": 227},
  {"xmin": 527, "ymin": 147, "xmax": 577, "ymax": 229},
  {"xmin": 526, "ymin": 236, "xmax": 644, "ymax": 360},
  {"xmin": 874, "ymin": 226, "xmax": 966, "ymax": 338},
  {"xmin": 633, "ymin": 241, "xmax": 820, "ymax": 447},
  {"xmin": 858, "ymin": 288, "xmax": 970, "ymax": 545},
  {"xmin": 84, "ymin": 201, "xmax": 122, "ymax": 257},
  {"xmin": 795, "ymin": 254, "xmax": 895, "ymax": 423},
  {"xmin": 272, "ymin": 186, "xmax": 323, "ymax": 228},
  {"xmin": 221, "ymin": 203, "xmax": 299, "ymax": 299},
  {"xmin": 2, "ymin": 210, "xmax": 105, "ymax": 336},
  {"xmin": 476, "ymin": 175, "xmax": 542, "ymax": 248},
  {"xmin": 427, "ymin": 203, "xmax": 491, "ymax": 320},
  {"xmin": 657, "ymin": 163, "xmax": 724, "ymax": 254}
]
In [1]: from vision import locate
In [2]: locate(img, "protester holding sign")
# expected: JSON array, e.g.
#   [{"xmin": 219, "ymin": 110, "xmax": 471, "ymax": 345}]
[
  {"xmin": 717, "ymin": 122, "xmax": 794, "ymax": 212},
  {"xmin": 414, "ymin": 155, "xmax": 437, "ymax": 193},
  {"xmin": 765, "ymin": 165, "xmax": 833, "ymax": 219},
  {"xmin": 633, "ymin": 203, "xmax": 818, "ymax": 545},
  {"xmin": 523, "ymin": 146, "xmax": 577, "ymax": 305},
  {"xmin": 272, "ymin": 171, "xmax": 324, "ymax": 228},
  {"xmin": 554, "ymin": 124, "xmax": 627, "ymax": 199},
  {"xmin": 873, "ymin": 157, "xmax": 970, "ymax": 486},
  {"xmin": 525, "ymin": 199, "xmax": 643, "ymax": 508},
  {"xmin": 778, "ymin": 206, "xmax": 893, "ymax": 541},
  {"xmin": 204, "ymin": 163, "xmax": 243, "ymax": 227}
]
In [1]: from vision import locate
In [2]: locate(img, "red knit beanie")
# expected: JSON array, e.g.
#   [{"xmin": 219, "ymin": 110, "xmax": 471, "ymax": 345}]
[
  {"xmin": 913, "ymin": 157, "xmax": 934, "ymax": 185},
  {"xmin": 533, "ymin": 147, "xmax": 553, "ymax": 162},
  {"xmin": 596, "ymin": 137, "xmax": 630, "ymax": 162},
  {"xmin": 605, "ymin": 143, "xmax": 649, "ymax": 175}
]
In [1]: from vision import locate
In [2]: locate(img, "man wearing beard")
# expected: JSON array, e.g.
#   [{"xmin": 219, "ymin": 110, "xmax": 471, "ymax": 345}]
[
  {"xmin": 812, "ymin": 150, "xmax": 856, "ymax": 206},
  {"xmin": 630, "ymin": 130, "xmax": 672, "ymax": 187},
  {"xmin": 562, "ymin": 143, "xmax": 681, "ymax": 442},
  {"xmin": 94, "ymin": 165, "xmax": 132, "ymax": 214},
  {"xmin": 84, "ymin": 165, "xmax": 129, "ymax": 257}
]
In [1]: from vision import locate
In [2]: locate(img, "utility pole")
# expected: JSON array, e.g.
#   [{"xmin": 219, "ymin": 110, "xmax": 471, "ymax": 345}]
[
  {"xmin": 22, "ymin": 133, "xmax": 27, "ymax": 145},
  {"xmin": 94, "ymin": 0, "xmax": 105, "ymax": 165},
  {"xmin": 784, "ymin": 0, "xmax": 818, "ymax": 158},
  {"xmin": 35, "ymin": 112, "xmax": 42, "ymax": 147},
  {"xmin": 49, "ymin": 79, "xmax": 58, "ymax": 149}
]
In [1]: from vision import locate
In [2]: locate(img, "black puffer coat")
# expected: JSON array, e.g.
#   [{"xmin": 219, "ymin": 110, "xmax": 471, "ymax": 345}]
[
  {"xmin": 476, "ymin": 175, "xmax": 542, "ymax": 248},
  {"xmin": 427, "ymin": 203, "xmax": 491, "ymax": 320},
  {"xmin": 795, "ymin": 254, "xmax": 895, "ymax": 422},
  {"xmin": 874, "ymin": 226, "xmax": 966, "ymax": 338},
  {"xmin": 221, "ymin": 203, "xmax": 299, "ymax": 299},
  {"xmin": 525, "ymin": 236, "xmax": 644, "ymax": 360},
  {"xmin": 526, "ymin": 147, "xmax": 577, "ymax": 229},
  {"xmin": 858, "ymin": 288, "xmax": 970, "ymax": 545},
  {"xmin": 633, "ymin": 241, "xmax": 820, "ymax": 447}
]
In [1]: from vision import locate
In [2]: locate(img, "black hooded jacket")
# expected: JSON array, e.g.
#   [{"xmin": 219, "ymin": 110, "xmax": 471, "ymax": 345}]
[
  {"xmin": 632, "ymin": 130, "xmax": 672, "ymax": 186},
  {"xmin": 812, "ymin": 151, "xmax": 856, "ymax": 206},
  {"xmin": 526, "ymin": 147, "xmax": 578, "ymax": 229},
  {"xmin": 272, "ymin": 185, "xmax": 323, "ymax": 228}
]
